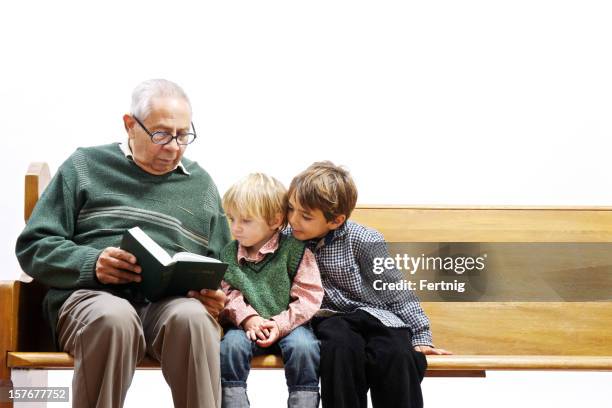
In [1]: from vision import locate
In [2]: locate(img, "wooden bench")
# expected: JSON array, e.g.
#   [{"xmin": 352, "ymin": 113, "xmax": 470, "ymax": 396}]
[{"xmin": 2, "ymin": 162, "xmax": 612, "ymax": 406}]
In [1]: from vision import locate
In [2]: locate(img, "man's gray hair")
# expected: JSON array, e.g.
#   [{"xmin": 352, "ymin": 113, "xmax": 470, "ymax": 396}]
[{"xmin": 130, "ymin": 79, "xmax": 192, "ymax": 120}]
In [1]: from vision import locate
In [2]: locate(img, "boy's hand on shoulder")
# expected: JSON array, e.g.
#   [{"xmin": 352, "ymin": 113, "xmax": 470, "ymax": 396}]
[
  {"xmin": 243, "ymin": 315, "xmax": 270, "ymax": 341},
  {"xmin": 255, "ymin": 320, "xmax": 280, "ymax": 348},
  {"xmin": 414, "ymin": 345, "xmax": 453, "ymax": 355}
]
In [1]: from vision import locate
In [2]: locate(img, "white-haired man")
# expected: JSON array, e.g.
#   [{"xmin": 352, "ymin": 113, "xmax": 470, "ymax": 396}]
[{"xmin": 16, "ymin": 79, "xmax": 231, "ymax": 408}]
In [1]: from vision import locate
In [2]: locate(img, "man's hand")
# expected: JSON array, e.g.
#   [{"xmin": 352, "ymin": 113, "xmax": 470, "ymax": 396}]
[
  {"xmin": 187, "ymin": 289, "xmax": 226, "ymax": 319},
  {"xmin": 95, "ymin": 247, "xmax": 142, "ymax": 284},
  {"xmin": 242, "ymin": 315, "xmax": 269, "ymax": 341},
  {"xmin": 255, "ymin": 320, "xmax": 280, "ymax": 348},
  {"xmin": 414, "ymin": 345, "xmax": 453, "ymax": 355}
]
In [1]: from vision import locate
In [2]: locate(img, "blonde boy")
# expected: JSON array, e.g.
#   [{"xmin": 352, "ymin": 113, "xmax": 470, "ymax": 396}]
[
  {"xmin": 219, "ymin": 173, "xmax": 323, "ymax": 408},
  {"xmin": 287, "ymin": 161, "xmax": 451, "ymax": 408}
]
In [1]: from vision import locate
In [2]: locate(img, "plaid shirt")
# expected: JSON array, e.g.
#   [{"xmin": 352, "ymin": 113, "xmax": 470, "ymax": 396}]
[{"xmin": 288, "ymin": 220, "xmax": 433, "ymax": 346}]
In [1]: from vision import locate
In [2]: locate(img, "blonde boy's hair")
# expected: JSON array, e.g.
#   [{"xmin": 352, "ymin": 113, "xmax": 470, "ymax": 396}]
[
  {"xmin": 223, "ymin": 173, "xmax": 288, "ymax": 228},
  {"xmin": 288, "ymin": 161, "xmax": 358, "ymax": 221}
]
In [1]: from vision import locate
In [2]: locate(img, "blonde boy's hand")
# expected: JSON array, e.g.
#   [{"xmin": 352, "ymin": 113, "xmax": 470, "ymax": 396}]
[
  {"xmin": 242, "ymin": 315, "xmax": 270, "ymax": 341},
  {"xmin": 414, "ymin": 345, "xmax": 453, "ymax": 355},
  {"xmin": 255, "ymin": 320, "xmax": 280, "ymax": 348}
]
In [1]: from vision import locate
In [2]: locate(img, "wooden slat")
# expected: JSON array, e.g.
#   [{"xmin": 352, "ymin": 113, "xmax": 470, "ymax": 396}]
[
  {"xmin": 423, "ymin": 302, "xmax": 612, "ymax": 356},
  {"xmin": 425, "ymin": 370, "xmax": 486, "ymax": 378},
  {"xmin": 357, "ymin": 205, "xmax": 612, "ymax": 210},
  {"xmin": 251, "ymin": 354, "xmax": 284, "ymax": 369},
  {"xmin": 351, "ymin": 207, "xmax": 612, "ymax": 242},
  {"xmin": 9, "ymin": 352, "xmax": 612, "ymax": 371},
  {"xmin": 5, "ymin": 353, "xmax": 285, "ymax": 370},
  {"xmin": 24, "ymin": 162, "xmax": 50, "ymax": 223},
  {"xmin": 7, "ymin": 353, "xmax": 159, "ymax": 369},
  {"xmin": 425, "ymin": 355, "xmax": 612, "ymax": 370},
  {"xmin": 0, "ymin": 281, "xmax": 19, "ymax": 384}
]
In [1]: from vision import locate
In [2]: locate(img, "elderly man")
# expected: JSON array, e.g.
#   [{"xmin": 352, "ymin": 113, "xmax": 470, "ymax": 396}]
[{"xmin": 15, "ymin": 79, "xmax": 231, "ymax": 408}]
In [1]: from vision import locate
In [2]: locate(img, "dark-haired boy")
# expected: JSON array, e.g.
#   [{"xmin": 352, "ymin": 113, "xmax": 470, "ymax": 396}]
[{"xmin": 287, "ymin": 161, "xmax": 451, "ymax": 408}]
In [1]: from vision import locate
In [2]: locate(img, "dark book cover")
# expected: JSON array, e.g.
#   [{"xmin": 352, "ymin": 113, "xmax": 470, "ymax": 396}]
[{"xmin": 120, "ymin": 226, "xmax": 228, "ymax": 302}]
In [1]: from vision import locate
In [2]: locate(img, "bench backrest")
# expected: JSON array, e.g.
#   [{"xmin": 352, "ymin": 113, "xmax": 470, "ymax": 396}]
[
  {"xmin": 352, "ymin": 206, "xmax": 612, "ymax": 356},
  {"xmin": 21, "ymin": 163, "xmax": 612, "ymax": 356}
]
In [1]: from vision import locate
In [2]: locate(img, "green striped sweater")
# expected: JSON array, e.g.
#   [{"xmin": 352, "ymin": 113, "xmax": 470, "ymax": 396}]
[{"xmin": 15, "ymin": 143, "xmax": 231, "ymax": 347}]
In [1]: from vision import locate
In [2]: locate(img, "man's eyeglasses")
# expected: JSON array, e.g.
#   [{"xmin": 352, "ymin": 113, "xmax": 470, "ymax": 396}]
[{"xmin": 133, "ymin": 116, "xmax": 197, "ymax": 145}]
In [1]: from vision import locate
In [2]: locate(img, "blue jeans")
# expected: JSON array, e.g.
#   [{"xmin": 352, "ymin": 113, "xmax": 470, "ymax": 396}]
[{"xmin": 221, "ymin": 324, "xmax": 320, "ymax": 407}]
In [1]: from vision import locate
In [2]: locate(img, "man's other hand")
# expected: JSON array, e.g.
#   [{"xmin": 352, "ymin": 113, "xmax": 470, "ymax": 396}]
[{"xmin": 188, "ymin": 289, "xmax": 226, "ymax": 319}]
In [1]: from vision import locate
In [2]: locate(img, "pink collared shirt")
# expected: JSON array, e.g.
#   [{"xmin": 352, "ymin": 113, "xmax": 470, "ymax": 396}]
[{"xmin": 220, "ymin": 232, "xmax": 323, "ymax": 338}]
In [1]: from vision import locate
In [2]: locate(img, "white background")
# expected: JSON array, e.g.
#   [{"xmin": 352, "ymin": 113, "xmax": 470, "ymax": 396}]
[{"xmin": 2, "ymin": 1, "xmax": 612, "ymax": 407}]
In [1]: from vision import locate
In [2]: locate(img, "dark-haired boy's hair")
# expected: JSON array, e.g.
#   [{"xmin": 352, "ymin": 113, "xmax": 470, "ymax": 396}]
[{"xmin": 288, "ymin": 161, "xmax": 358, "ymax": 221}]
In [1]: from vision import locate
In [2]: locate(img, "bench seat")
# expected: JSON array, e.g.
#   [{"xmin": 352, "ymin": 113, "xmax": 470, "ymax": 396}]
[{"xmin": 8, "ymin": 352, "xmax": 612, "ymax": 372}]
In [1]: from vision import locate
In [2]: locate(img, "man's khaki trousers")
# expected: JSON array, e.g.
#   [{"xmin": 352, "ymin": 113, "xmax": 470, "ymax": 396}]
[{"xmin": 57, "ymin": 289, "xmax": 222, "ymax": 408}]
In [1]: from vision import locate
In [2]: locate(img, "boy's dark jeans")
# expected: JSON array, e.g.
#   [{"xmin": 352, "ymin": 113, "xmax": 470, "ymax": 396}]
[{"xmin": 313, "ymin": 310, "xmax": 428, "ymax": 408}]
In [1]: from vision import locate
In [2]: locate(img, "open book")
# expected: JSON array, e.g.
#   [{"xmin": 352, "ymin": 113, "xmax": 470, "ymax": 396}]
[{"xmin": 120, "ymin": 226, "xmax": 228, "ymax": 302}]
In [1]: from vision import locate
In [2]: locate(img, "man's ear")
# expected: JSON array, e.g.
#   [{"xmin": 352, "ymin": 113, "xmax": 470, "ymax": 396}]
[
  {"xmin": 123, "ymin": 114, "xmax": 135, "ymax": 138},
  {"xmin": 328, "ymin": 214, "xmax": 346, "ymax": 230}
]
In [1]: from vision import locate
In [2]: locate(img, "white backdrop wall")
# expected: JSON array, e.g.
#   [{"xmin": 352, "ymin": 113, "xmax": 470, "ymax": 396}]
[{"xmin": 2, "ymin": 1, "xmax": 612, "ymax": 407}]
